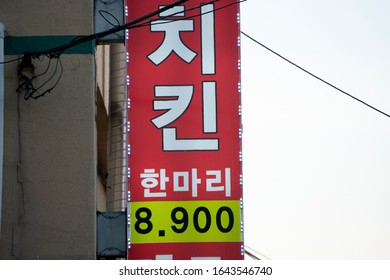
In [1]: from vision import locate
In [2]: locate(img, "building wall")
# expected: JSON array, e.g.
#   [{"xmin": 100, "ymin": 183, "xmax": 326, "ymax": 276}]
[
  {"xmin": 0, "ymin": 0, "xmax": 93, "ymax": 36},
  {"xmin": 0, "ymin": 0, "xmax": 97, "ymax": 259}
]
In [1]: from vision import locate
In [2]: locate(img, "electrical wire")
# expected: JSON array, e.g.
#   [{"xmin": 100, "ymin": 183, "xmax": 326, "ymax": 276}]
[
  {"xmin": 3, "ymin": 0, "xmax": 240, "ymax": 60},
  {"xmin": 99, "ymin": 10, "xmax": 121, "ymax": 27},
  {"xmin": 95, "ymin": 1, "xmax": 222, "ymax": 41},
  {"xmin": 0, "ymin": 0, "xmax": 244, "ymax": 64},
  {"xmin": 128, "ymin": 0, "xmax": 246, "ymax": 30},
  {"xmin": 0, "ymin": 57, "xmax": 24, "ymax": 65},
  {"xmin": 31, "ymin": 0, "xmax": 242, "ymax": 58},
  {"xmin": 28, "ymin": 56, "xmax": 63, "ymax": 100},
  {"xmin": 244, "ymin": 250, "xmax": 260, "ymax": 260},
  {"xmin": 98, "ymin": 0, "xmax": 121, "ymax": 4},
  {"xmin": 241, "ymin": 31, "xmax": 390, "ymax": 119},
  {"xmin": 33, "ymin": 0, "xmax": 190, "ymax": 58},
  {"xmin": 16, "ymin": 54, "xmax": 63, "ymax": 100},
  {"xmin": 245, "ymin": 245, "xmax": 271, "ymax": 260},
  {"xmin": 74, "ymin": 0, "xmax": 223, "ymax": 44},
  {"xmin": 8, "ymin": 0, "xmax": 243, "ymax": 98},
  {"xmin": 0, "ymin": 31, "xmax": 24, "ymax": 64},
  {"xmin": 97, "ymin": 1, "xmax": 212, "ymax": 31},
  {"xmin": 12, "ymin": 0, "xmax": 191, "ymax": 99}
]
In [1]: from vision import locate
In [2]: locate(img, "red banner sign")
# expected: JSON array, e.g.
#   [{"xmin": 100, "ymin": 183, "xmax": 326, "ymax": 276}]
[{"xmin": 126, "ymin": 0, "xmax": 243, "ymax": 260}]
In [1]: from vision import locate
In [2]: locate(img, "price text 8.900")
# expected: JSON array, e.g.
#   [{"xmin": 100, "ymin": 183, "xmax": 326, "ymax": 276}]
[{"xmin": 135, "ymin": 206, "xmax": 234, "ymax": 234}]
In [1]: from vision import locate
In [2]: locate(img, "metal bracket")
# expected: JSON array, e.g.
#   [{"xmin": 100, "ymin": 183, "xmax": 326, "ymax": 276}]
[{"xmin": 96, "ymin": 211, "xmax": 127, "ymax": 259}]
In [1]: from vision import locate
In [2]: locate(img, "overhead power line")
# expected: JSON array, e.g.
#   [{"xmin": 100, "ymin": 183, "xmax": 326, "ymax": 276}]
[
  {"xmin": 3, "ymin": 0, "xmax": 243, "ymax": 99},
  {"xmin": 2, "ymin": 0, "xmax": 244, "ymax": 64},
  {"xmin": 31, "ymin": 0, "xmax": 190, "ymax": 58},
  {"xmin": 244, "ymin": 245, "xmax": 271, "ymax": 260},
  {"xmin": 2, "ymin": 0, "xmax": 192, "ymax": 99},
  {"xmin": 0, "ymin": 57, "xmax": 24, "ymax": 65},
  {"xmin": 0, "ymin": 0, "xmax": 189, "ymax": 64},
  {"xmin": 241, "ymin": 31, "xmax": 390, "ymax": 119}
]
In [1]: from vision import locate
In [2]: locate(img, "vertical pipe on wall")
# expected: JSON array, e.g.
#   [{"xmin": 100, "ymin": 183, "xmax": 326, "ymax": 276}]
[
  {"xmin": 106, "ymin": 43, "xmax": 127, "ymax": 211},
  {"xmin": 0, "ymin": 22, "xmax": 4, "ymax": 235}
]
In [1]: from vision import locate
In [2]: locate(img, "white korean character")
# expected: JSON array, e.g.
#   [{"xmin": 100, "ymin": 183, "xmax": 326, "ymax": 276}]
[
  {"xmin": 200, "ymin": 4, "xmax": 216, "ymax": 75},
  {"xmin": 148, "ymin": 4, "xmax": 216, "ymax": 71},
  {"xmin": 148, "ymin": 5, "xmax": 197, "ymax": 65},
  {"xmin": 173, "ymin": 168, "xmax": 201, "ymax": 197},
  {"xmin": 140, "ymin": 169, "xmax": 169, "ymax": 197},
  {"xmin": 206, "ymin": 168, "xmax": 231, "ymax": 197},
  {"xmin": 151, "ymin": 84, "xmax": 219, "ymax": 151},
  {"xmin": 151, "ymin": 85, "xmax": 193, "ymax": 129}
]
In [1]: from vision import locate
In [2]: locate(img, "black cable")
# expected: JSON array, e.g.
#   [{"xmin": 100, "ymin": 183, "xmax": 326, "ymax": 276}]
[
  {"xmin": 244, "ymin": 249, "xmax": 261, "ymax": 260},
  {"xmin": 30, "ymin": 55, "xmax": 52, "ymax": 81},
  {"xmin": 241, "ymin": 31, "xmax": 390, "ymax": 119},
  {"xmin": 31, "ymin": 0, "xmax": 242, "ymax": 58},
  {"xmin": 4, "ymin": 0, "xmax": 240, "ymax": 62},
  {"xmin": 28, "ymin": 56, "xmax": 63, "ymax": 100},
  {"xmin": 16, "ymin": 54, "xmax": 63, "ymax": 100},
  {"xmin": 99, "ymin": 10, "xmax": 121, "ymax": 27},
  {"xmin": 245, "ymin": 245, "xmax": 271, "ymax": 260},
  {"xmin": 0, "ymin": 57, "xmax": 24, "ymax": 65},
  {"xmin": 130, "ymin": 0, "xmax": 246, "ymax": 30},
  {"xmin": 13, "ymin": 0, "xmax": 190, "ymax": 99},
  {"xmin": 11, "ymin": 0, "xmax": 243, "ymax": 98},
  {"xmin": 125, "ymin": 0, "xmax": 219, "ymax": 30},
  {"xmin": 30, "ymin": 0, "xmax": 190, "ymax": 58},
  {"xmin": 98, "ymin": 0, "xmax": 120, "ymax": 4},
  {"xmin": 0, "ymin": 31, "xmax": 24, "ymax": 64},
  {"xmin": 74, "ymin": 0, "xmax": 222, "ymax": 46}
]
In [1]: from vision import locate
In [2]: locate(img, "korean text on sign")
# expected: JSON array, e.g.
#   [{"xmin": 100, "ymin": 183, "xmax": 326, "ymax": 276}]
[{"xmin": 126, "ymin": 1, "xmax": 243, "ymax": 260}]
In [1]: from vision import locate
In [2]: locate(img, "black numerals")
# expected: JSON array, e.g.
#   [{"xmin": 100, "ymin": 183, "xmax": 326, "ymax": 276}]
[
  {"xmin": 171, "ymin": 207, "xmax": 189, "ymax": 233},
  {"xmin": 134, "ymin": 207, "xmax": 153, "ymax": 234}
]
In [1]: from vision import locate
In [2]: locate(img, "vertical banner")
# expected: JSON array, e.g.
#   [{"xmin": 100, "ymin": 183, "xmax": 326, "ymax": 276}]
[{"xmin": 126, "ymin": 0, "xmax": 243, "ymax": 260}]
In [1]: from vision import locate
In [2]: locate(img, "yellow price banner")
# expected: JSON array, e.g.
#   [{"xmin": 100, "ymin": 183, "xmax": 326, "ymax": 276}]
[{"xmin": 130, "ymin": 200, "xmax": 242, "ymax": 244}]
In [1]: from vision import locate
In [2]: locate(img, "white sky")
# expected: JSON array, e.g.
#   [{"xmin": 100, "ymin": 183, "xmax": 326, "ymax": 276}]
[{"xmin": 240, "ymin": 0, "xmax": 390, "ymax": 259}]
